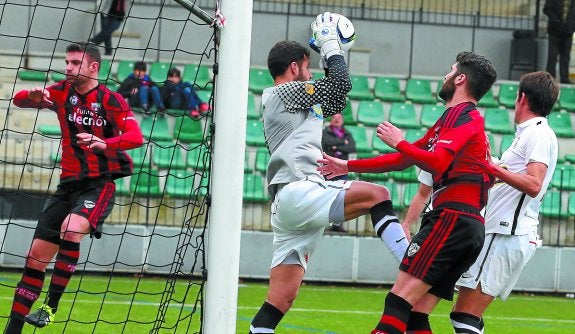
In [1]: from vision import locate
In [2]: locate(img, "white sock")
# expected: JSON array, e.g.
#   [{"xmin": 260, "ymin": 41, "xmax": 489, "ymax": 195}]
[{"xmin": 375, "ymin": 217, "xmax": 408, "ymax": 262}]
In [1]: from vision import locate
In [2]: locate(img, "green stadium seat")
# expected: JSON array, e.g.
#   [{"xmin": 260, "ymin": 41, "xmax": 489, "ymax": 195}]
[
  {"xmin": 341, "ymin": 98, "xmax": 357, "ymax": 125},
  {"xmin": 38, "ymin": 125, "xmax": 61, "ymax": 137},
  {"xmin": 497, "ymin": 83, "xmax": 519, "ymax": 109},
  {"xmin": 173, "ymin": 115, "xmax": 204, "ymax": 143},
  {"xmin": 540, "ymin": 189, "xmax": 568, "ymax": 219},
  {"xmin": 165, "ymin": 170, "xmax": 195, "ymax": 199},
  {"xmin": 243, "ymin": 173, "xmax": 268, "ymax": 203},
  {"xmin": 51, "ymin": 71, "xmax": 66, "ymax": 82},
  {"xmin": 559, "ymin": 86, "xmax": 575, "ymax": 112},
  {"xmin": 499, "ymin": 134, "xmax": 516, "ymax": 156},
  {"xmin": 374, "ymin": 76, "xmax": 405, "ymax": 102},
  {"xmin": 186, "ymin": 144, "xmax": 210, "ymax": 171},
  {"xmin": 255, "ymin": 147, "xmax": 270, "ymax": 173},
  {"xmin": 140, "ymin": 115, "xmax": 173, "ymax": 142},
  {"xmin": 389, "ymin": 102, "xmax": 420, "ymax": 129},
  {"xmin": 50, "ymin": 149, "xmax": 61, "ymax": 163},
  {"xmin": 477, "ymin": 88, "xmax": 499, "ymax": 108},
  {"xmin": 183, "ymin": 63, "xmax": 212, "ymax": 90},
  {"xmin": 246, "ymin": 120, "xmax": 266, "ymax": 146},
  {"xmin": 547, "ymin": 112, "xmax": 574, "ymax": 138},
  {"xmin": 98, "ymin": 59, "xmax": 113, "ymax": 83},
  {"xmin": 565, "ymin": 154, "xmax": 575, "ymax": 163},
  {"xmin": 484, "ymin": 108, "xmax": 514, "ymax": 134},
  {"xmin": 551, "ymin": 164, "xmax": 575, "ymax": 190},
  {"xmin": 345, "ymin": 125, "xmax": 371, "ymax": 153},
  {"xmin": 249, "ymin": 68, "xmax": 274, "ymax": 94},
  {"xmin": 347, "ymin": 75, "xmax": 374, "ymax": 100},
  {"xmin": 18, "ymin": 70, "xmax": 48, "ymax": 82},
  {"xmin": 116, "ymin": 60, "xmax": 135, "ymax": 83},
  {"xmin": 357, "ymin": 100, "xmax": 385, "ymax": 126},
  {"xmin": 402, "ymin": 182, "xmax": 421, "ymax": 209},
  {"xmin": 247, "ymin": 92, "xmax": 260, "ymax": 120},
  {"xmin": 114, "ymin": 177, "xmax": 130, "ymax": 196},
  {"xmin": 130, "ymin": 169, "xmax": 163, "ymax": 197},
  {"xmin": 312, "ymin": 71, "xmax": 324, "ymax": 81},
  {"xmin": 149, "ymin": 62, "xmax": 171, "ymax": 85},
  {"xmin": 152, "ymin": 142, "xmax": 186, "ymax": 169},
  {"xmin": 244, "ymin": 153, "xmax": 253, "ymax": 173},
  {"xmin": 196, "ymin": 172, "xmax": 210, "ymax": 198},
  {"xmin": 420, "ymin": 104, "xmax": 443, "ymax": 128},
  {"xmin": 127, "ymin": 146, "xmax": 151, "ymax": 172},
  {"xmin": 196, "ymin": 90, "xmax": 212, "ymax": 104},
  {"xmin": 404, "ymin": 128, "xmax": 426, "ymax": 143},
  {"xmin": 406, "ymin": 78, "xmax": 436, "ymax": 104},
  {"xmin": 487, "ymin": 133, "xmax": 496, "ymax": 156},
  {"xmin": 389, "ymin": 165, "xmax": 418, "ymax": 182},
  {"xmin": 568, "ymin": 192, "xmax": 575, "ymax": 216}
]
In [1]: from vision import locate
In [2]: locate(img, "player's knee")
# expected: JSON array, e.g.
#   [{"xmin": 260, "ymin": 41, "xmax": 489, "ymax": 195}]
[{"xmin": 370, "ymin": 183, "xmax": 391, "ymax": 204}]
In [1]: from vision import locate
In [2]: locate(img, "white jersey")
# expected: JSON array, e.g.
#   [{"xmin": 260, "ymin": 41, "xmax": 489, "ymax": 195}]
[
  {"xmin": 262, "ymin": 56, "xmax": 351, "ymax": 198},
  {"xmin": 484, "ymin": 117, "xmax": 557, "ymax": 235}
]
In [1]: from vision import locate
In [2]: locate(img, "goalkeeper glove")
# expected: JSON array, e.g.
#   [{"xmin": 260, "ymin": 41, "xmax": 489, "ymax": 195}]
[{"xmin": 309, "ymin": 12, "xmax": 344, "ymax": 60}]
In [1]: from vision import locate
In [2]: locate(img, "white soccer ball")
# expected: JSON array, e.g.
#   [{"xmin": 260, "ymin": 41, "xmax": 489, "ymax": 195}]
[{"xmin": 334, "ymin": 13, "xmax": 356, "ymax": 51}]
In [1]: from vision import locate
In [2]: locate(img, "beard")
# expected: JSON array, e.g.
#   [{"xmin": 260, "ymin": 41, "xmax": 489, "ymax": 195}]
[{"xmin": 438, "ymin": 75, "xmax": 456, "ymax": 102}]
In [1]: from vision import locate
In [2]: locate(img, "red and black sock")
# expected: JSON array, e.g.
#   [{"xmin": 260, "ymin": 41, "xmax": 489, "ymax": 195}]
[
  {"xmin": 46, "ymin": 239, "xmax": 80, "ymax": 312},
  {"xmin": 406, "ymin": 311, "xmax": 432, "ymax": 333},
  {"xmin": 373, "ymin": 292, "xmax": 413, "ymax": 334},
  {"xmin": 5, "ymin": 267, "xmax": 45, "ymax": 333}
]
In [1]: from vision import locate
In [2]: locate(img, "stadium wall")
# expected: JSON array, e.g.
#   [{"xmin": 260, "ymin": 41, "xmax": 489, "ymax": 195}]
[
  {"xmin": 0, "ymin": 1, "xmax": 546, "ymax": 79},
  {"xmin": 1, "ymin": 221, "xmax": 574, "ymax": 294}
]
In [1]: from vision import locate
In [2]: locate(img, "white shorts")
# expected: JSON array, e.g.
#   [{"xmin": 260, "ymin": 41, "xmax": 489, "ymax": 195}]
[
  {"xmin": 270, "ymin": 179, "xmax": 352, "ymax": 270},
  {"xmin": 457, "ymin": 231, "xmax": 539, "ymax": 300}
]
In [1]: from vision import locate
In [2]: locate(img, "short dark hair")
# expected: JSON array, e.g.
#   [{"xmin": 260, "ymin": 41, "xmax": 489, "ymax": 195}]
[
  {"xmin": 168, "ymin": 67, "xmax": 181, "ymax": 78},
  {"xmin": 66, "ymin": 41, "xmax": 101, "ymax": 65},
  {"xmin": 267, "ymin": 41, "xmax": 310, "ymax": 79},
  {"xmin": 518, "ymin": 71, "xmax": 559, "ymax": 117},
  {"xmin": 455, "ymin": 52, "xmax": 497, "ymax": 101},
  {"xmin": 134, "ymin": 61, "xmax": 147, "ymax": 71}
]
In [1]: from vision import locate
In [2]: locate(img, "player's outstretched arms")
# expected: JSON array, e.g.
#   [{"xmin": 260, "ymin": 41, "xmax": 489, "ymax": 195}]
[
  {"xmin": 12, "ymin": 87, "xmax": 53, "ymax": 108},
  {"xmin": 317, "ymin": 152, "xmax": 349, "ymax": 179}
]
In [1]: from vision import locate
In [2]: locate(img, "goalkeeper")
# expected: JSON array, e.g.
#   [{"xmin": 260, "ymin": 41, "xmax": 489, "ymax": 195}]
[{"xmin": 249, "ymin": 12, "xmax": 408, "ymax": 334}]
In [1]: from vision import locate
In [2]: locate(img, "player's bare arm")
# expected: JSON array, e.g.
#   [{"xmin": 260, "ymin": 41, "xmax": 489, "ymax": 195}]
[
  {"xmin": 376, "ymin": 121, "xmax": 404, "ymax": 149},
  {"xmin": 490, "ymin": 161, "xmax": 548, "ymax": 198},
  {"xmin": 76, "ymin": 133, "xmax": 107, "ymax": 151},
  {"xmin": 27, "ymin": 87, "xmax": 53, "ymax": 105}
]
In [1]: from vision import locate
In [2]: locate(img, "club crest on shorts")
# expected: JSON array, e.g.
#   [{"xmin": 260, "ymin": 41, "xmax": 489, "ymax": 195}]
[
  {"xmin": 84, "ymin": 200, "xmax": 95, "ymax": 209},
  {"xmin": 407, "ymin": 242, "xmax": 420, "ymax": 257}
]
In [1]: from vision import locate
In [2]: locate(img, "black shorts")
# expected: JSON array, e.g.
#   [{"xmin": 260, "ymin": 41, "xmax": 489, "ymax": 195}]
[
  {"xmin": 34, "ymin": 177, "xmax": 116, "ymax": 244},
  {"xmin": 399, "ymin": 205, "xmax": 485, "ymax": 301}
]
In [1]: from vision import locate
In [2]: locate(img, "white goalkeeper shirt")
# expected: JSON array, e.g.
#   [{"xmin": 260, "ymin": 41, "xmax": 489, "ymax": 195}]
[
  {"xmin": 262, "ymin": 55, "xmax": 352, "ymax": 199},
  {"xmin": 484, "ymin": 117, "xmax": 557, "ymax": 235}
]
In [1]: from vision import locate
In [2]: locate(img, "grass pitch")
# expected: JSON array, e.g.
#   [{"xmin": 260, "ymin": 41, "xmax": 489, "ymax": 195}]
[{"xmin": 1, "ymin": 272, "xmax": 574, "ymax": 333}]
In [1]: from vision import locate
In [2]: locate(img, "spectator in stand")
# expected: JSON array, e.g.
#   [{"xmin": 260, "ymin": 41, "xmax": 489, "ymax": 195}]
[
  {"xmin": 321, "ymin": 113, "xmax": 356, "ymax": 233},
  {"xmin": 117, "ymin": 61, "xmax": 165, "ymax": 116},
  {"xmin": 322, "ymin": 113, "xmax": 356, "ymax": 180},
  {"xmin": 544, "ymin": 0, "xmax": 575, "ymax": 84},
  {"xmin": 90, "ymin": 0, "xmax": 126, "ymax": 56},
  {"xmin": 161, "ymin": 67, "xmax": 209, "ymax": 118}
]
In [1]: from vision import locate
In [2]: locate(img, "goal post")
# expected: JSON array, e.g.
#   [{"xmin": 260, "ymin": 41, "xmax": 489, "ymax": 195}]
[{"xmin": 203, "ymin": 0, "xmax": 253, "ymax": 333}]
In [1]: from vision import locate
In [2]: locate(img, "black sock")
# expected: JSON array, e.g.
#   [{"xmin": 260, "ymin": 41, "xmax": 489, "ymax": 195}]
[
  {"xmin": 249, "ymin": 301, "xmax": 284, "ymax": 334},
  {"xmin": 450, "ymin": 311, "xmax": 482, "ymax": 334},
  {"xmin": 373, "ymin": 292, "xmax": 413, "ymax": 334},
  {"xmin": 406, "ymin": 311, "xmax": 431, "ymax": 333}
]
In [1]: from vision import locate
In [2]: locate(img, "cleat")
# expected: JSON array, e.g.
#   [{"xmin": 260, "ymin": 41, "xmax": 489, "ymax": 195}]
[{"xmin": 24, "ymin": 304, "xmax": 54, "ymax": 328}]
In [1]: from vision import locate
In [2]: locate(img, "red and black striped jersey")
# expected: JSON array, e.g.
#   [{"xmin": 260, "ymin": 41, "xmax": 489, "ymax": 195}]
[{"xmin": 13, "ymin": 81, "xmax": 144, "ymax": 182}]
